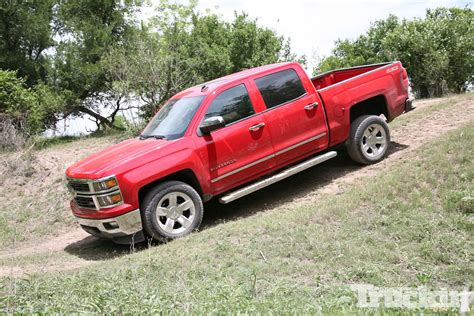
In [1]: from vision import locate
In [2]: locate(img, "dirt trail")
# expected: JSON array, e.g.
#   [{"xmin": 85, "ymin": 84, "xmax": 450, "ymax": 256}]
[
  {"xmin": 1, "ymin": 95, "xmax": 473, "ymax": 278},
  {"xmin": 0, "ymin": 230, "xmax": 88, "ymax": 260},
  {"xmin": 309, "ymin": 96, "xmax": 474, "ymax": 198}
]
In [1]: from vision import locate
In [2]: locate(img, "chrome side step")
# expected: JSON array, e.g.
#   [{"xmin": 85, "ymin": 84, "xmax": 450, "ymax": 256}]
[{"xmin": 219, "ymin": 151, "xmax": 337, "ymax": 204}]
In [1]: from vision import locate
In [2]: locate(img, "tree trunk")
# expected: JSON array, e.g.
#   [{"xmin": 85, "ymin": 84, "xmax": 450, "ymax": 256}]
[{"xmin": 75, "ymin": 106, "xmax": 125, "ymax": 131}]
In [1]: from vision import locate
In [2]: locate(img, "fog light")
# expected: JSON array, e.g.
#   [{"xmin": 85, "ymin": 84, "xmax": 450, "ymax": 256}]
[{"xmin": 103, "ymin": 221, "xmax": 119, "ymax": 230}]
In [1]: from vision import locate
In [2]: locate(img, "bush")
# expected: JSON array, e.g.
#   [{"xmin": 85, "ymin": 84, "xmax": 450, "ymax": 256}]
[
  {"xmin": 0, "ymin": 70, "xmax": 34, "ymax": 133},
  {"xmin": 0, "ymin": 70, "xmax": 66, "ymax": 138}
]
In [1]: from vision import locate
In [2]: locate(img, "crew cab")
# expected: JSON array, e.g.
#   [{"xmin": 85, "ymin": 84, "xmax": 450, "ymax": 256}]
[{"xmin": 66, "ymin": 61, "xmax": 413, "ymax": 244}]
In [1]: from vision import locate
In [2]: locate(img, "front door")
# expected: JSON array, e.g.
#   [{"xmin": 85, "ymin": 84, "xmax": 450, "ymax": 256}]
[{"xmin": 194, "ymin": 81, "xmax": 275, "ymax": 193}]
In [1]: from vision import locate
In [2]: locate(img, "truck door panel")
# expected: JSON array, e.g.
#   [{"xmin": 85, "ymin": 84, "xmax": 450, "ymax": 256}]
[
  {"xmin": 194, "ymin": 81, "xmax": 275, "ymax": 193},
  {"xmin": 252, "ymin": 68, "xmax": 329, "ymax": 166}
]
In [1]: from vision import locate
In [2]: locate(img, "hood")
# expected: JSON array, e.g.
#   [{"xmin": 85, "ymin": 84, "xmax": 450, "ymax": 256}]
[{"xmin": 66, "ymin": 138, "xmax": 173, "ymax": 179}]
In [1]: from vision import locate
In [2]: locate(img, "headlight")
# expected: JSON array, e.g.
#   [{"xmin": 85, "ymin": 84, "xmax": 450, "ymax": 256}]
[
  {"xmin": 97, "ymin": 192, "xmax": 123, "ymax": 207},
  {"xmin": 92, "ymin": 177, "xmax": 118, "ymax": 192}
]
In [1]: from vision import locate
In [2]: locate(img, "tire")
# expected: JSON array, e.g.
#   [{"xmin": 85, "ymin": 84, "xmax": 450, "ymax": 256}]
[
  {"xmin": 346, "ymin": 115, "xmax": 390, "ymax": 165},
  {"xmin": 141, "ymin": 181, "xmax": 203, "ymax": 241}
]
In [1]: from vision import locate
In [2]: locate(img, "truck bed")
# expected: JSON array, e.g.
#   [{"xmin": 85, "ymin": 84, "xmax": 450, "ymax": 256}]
[
  {"xmin": 310, "ymin": 62, "xmax": 409, "ymax": 147},
  {"xmin": 311, "ymin": 63, "xmax": 391, "ymax": 90}
]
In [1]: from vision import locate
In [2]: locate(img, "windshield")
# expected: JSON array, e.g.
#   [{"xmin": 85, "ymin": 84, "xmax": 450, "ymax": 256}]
[{"xmin": 141, "ymin": 96, "xmax": 205, "ymax": 140}]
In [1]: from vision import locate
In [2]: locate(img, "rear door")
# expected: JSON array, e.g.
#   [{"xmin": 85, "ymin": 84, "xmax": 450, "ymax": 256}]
[
  {"xmin": 251, "ymin": 66, "xmax": 329, "ymax": 166},
  {"xmin": 194, "ymin": 80, "xmax": 275, "ymax": 193}
]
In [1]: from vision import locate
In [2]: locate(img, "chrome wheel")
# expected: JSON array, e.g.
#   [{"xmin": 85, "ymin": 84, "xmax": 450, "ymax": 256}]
[
  {"xmin": 155, "ymin": 192, "xmax": 195, "ymax": 235},
  {"xmin": 361, "ymin": 123, "xmax": 387, "ymax": 159}
]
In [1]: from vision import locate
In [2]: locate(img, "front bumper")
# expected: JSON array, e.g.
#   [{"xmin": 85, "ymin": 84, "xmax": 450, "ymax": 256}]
[{"xmin": 76, "ymin": 209, "xmax": 145, "ymax": 244}]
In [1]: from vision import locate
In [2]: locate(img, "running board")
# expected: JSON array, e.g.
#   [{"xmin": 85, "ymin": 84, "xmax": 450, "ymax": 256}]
[{"xmin": 219, "ymin": 151, "xmax": 337, "ymax": 204}]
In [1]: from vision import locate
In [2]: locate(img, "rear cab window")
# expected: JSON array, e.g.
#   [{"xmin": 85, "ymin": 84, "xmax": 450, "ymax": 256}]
[
  {"xmin": 204, "ymin": 84, "xmax": 255, "ymax": 125},
  {"xmin": 254, "ymin": 68, "xmax": 307, "ymax": 109}
]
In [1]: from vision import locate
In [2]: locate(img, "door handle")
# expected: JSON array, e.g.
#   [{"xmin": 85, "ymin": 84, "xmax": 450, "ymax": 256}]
[
  {"xmin": 304, "ymin": 102, "xmax": 319, "ymax": 110},
  {"xmin": 249, "ymin": 123, "xmax": 265, "ymax": 132}
]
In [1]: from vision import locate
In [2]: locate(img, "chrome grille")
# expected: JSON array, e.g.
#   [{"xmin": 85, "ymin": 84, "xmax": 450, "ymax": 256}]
[
  {"xmin": 67, "ymin": 176, "xmax": 123, "ymax": 210},
  {"xmin": 68, "ymin": 181, "xmax": 90, "ymax": 193},
  {"xmin": 74, "ymin": 196, "xmax": 95, "ymax": 209}
]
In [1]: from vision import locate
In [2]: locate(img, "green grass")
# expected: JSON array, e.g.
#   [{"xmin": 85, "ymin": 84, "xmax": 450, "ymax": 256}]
[
  {"xmin": 31, "ymin": 135, "xmax": 82, "ymax": 150},
  {"xmin": 1, "ymin": 122, "xmax": 472, "ymax": 313},
  {"xmin": 31, "ymin": 129, "xmax": 128, "ymax": 151}
]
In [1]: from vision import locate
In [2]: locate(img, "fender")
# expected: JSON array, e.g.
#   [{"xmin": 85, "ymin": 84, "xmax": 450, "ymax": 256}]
[{"xmin": 120, "ymin": 147, "xmax": 210, "ymax": 208}]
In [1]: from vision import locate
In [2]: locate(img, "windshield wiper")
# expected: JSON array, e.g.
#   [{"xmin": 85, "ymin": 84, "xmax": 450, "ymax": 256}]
[{"xmin": 139, "ymin": 134, "xmax": 167, "ymax": 140}]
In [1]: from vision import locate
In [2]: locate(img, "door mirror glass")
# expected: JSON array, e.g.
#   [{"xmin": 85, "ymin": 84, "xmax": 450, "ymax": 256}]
[{"xmin": 199, "ymin": 116, "xmax": 225, "ymax": 134}]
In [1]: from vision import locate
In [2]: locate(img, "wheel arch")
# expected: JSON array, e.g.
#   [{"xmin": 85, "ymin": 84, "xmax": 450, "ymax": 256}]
[
  {"xmin": 349, "ymin": 95, "xmax": 390, "ymax": 123},
  {"xmin": 138, "ymin": 169, "xmax": 204, "ymax": 209}
]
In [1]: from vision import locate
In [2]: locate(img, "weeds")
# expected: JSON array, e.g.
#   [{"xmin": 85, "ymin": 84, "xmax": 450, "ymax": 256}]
[
  {"xmin": 0, "ymin": 114, "xmax": 25, "ymax": 151},
  {"xmin": 1, "ymin": 144, "xmax": 36, "ymax": 179}
]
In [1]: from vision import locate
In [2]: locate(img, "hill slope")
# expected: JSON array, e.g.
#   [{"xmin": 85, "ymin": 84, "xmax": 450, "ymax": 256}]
[{"xmin": 0, "ymin": 94, "xmax": 473, "ymax": 313}]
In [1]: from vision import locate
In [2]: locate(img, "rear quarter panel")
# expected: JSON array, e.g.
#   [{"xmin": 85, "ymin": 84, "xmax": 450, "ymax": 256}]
[{"xmin": 318, "ymin": 62, "xmax": 408, "ymax": 146}]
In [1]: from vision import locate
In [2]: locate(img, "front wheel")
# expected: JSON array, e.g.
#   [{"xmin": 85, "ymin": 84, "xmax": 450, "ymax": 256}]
[
  {"xmin": 141, "ymin": 181, "xmax": 203, "ymax": 241},
  {"xmin": 346, "ymin": 115, "xmax": 391, "ymax": 165}
]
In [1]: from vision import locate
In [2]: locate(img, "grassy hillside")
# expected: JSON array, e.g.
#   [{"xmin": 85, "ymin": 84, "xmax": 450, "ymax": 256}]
[
  {"xmin": 0, "ymin": 135, "xmax": 123, "ymax": 249},
  {"xmin": 0, "ymin": 94, "xmax": 472, "ymax": 251},
  {"xmin": 1, "ymin": 122, "xmax": 472, "ymax": 313}
]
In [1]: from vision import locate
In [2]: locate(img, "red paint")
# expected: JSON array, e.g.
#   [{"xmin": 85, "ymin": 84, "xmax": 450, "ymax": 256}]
[{"xmin": 66, "ymin": 61, "xmax": 410, "ymax": 219}]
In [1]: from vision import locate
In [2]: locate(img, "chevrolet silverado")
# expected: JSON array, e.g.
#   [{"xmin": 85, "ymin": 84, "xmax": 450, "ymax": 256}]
[{"xmin": 66, "ymin": 61, "xmax": 413, "ymax": 243}]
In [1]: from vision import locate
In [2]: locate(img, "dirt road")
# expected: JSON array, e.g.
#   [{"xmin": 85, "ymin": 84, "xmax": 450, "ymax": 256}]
[{"xmin": 1, "ymin": 95, "xmax": 473, "ymax": 277}]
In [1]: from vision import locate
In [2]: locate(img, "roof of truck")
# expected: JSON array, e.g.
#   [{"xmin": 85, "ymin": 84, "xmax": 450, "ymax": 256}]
[{"xmin": 172, "ymin": 62, "xmax": 298, "ymax": 99}]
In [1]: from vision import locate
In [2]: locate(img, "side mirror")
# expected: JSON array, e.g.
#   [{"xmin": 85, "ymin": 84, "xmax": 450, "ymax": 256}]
[{"xmin": 200, "ymin": 116, "xmax": 225, "ymax": 135}]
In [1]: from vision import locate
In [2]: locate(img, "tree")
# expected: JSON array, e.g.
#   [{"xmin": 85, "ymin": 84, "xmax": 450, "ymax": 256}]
[
  {"xmin": 0, "ymin": 0, "xmax": 56, "ymax": 85},
  {"xmin": 105, "ymin": 0, "xmax": 301, "ymax": 119},
  {"xmin": 1, "ymin": 0, "xmax": 303, "ymax": 136},
  {"xmin": 0, "ymin": 70, "xmax": 65, "ymax": 135},
  {"xmin": 315, "ymin": 7, "xmax": 474, "ymax": 98},
  {"xmin": 52, "ymin": 0, "xmax": 142, "ymax": 130}
]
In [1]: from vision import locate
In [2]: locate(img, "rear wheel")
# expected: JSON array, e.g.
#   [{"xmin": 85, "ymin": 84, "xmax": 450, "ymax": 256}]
[
  {"xmin": 141, "ymin": 181, "xmax": 203, "ymax": 241},
  {"xmin": 347, "ymin": 115, "xmax": 390, "ymax": 165}
]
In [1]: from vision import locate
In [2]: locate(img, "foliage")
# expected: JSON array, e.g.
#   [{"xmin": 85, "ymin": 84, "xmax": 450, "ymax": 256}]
[
  {"xmin": 52, "ymin": 0, "xmax": 142, "ymax": 129},
  {"xmin": 1, "ymin": 2, "xmax": 472, "ymax": 136},
  {"xmin": 104, "ymin": 1, "xmax": 300, "ymax": 118},
  {"xmin": 315, "ymin": 7, "xmax": 474, "ymax": 98},
  {"xmin": 0, "ymin": 0, "xmax": 56, "ymax": 86},
  {"xmin": 0, "ymin": 70, "xmax": 65, "ymax": 136}
]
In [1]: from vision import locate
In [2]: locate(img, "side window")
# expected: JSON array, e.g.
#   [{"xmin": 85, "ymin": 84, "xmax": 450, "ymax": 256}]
[
  {"xmin": 204, "ymin": 84, "xmax": 255, "ymax": 125},
  {"xmin": 255, "ymin": 68, "xmax": 306, "ymax": 109}
]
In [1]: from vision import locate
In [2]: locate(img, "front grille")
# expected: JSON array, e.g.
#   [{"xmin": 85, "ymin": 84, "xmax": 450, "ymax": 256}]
[
  {"xmin": 68, "ymin": 176, "xmax": 123, "ymax": 210},
  {"xmin": 75, "ymin": 196, "xmax": 96, "ymax": 209},
  {"xmin": 68, "ymin": 181, "xmax": 90, "ymax": 193}
]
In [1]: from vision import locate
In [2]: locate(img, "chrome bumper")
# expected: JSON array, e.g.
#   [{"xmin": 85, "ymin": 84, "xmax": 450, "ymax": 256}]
[{"xmin": 76, "ymin": 209, "xmax": 144, "ymax": 244}]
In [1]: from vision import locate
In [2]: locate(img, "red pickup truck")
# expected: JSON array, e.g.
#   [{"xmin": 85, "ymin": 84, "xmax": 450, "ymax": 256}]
[{"xmin": 66, "ymin": 61, "xmax": 412, "ymax": 244}]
